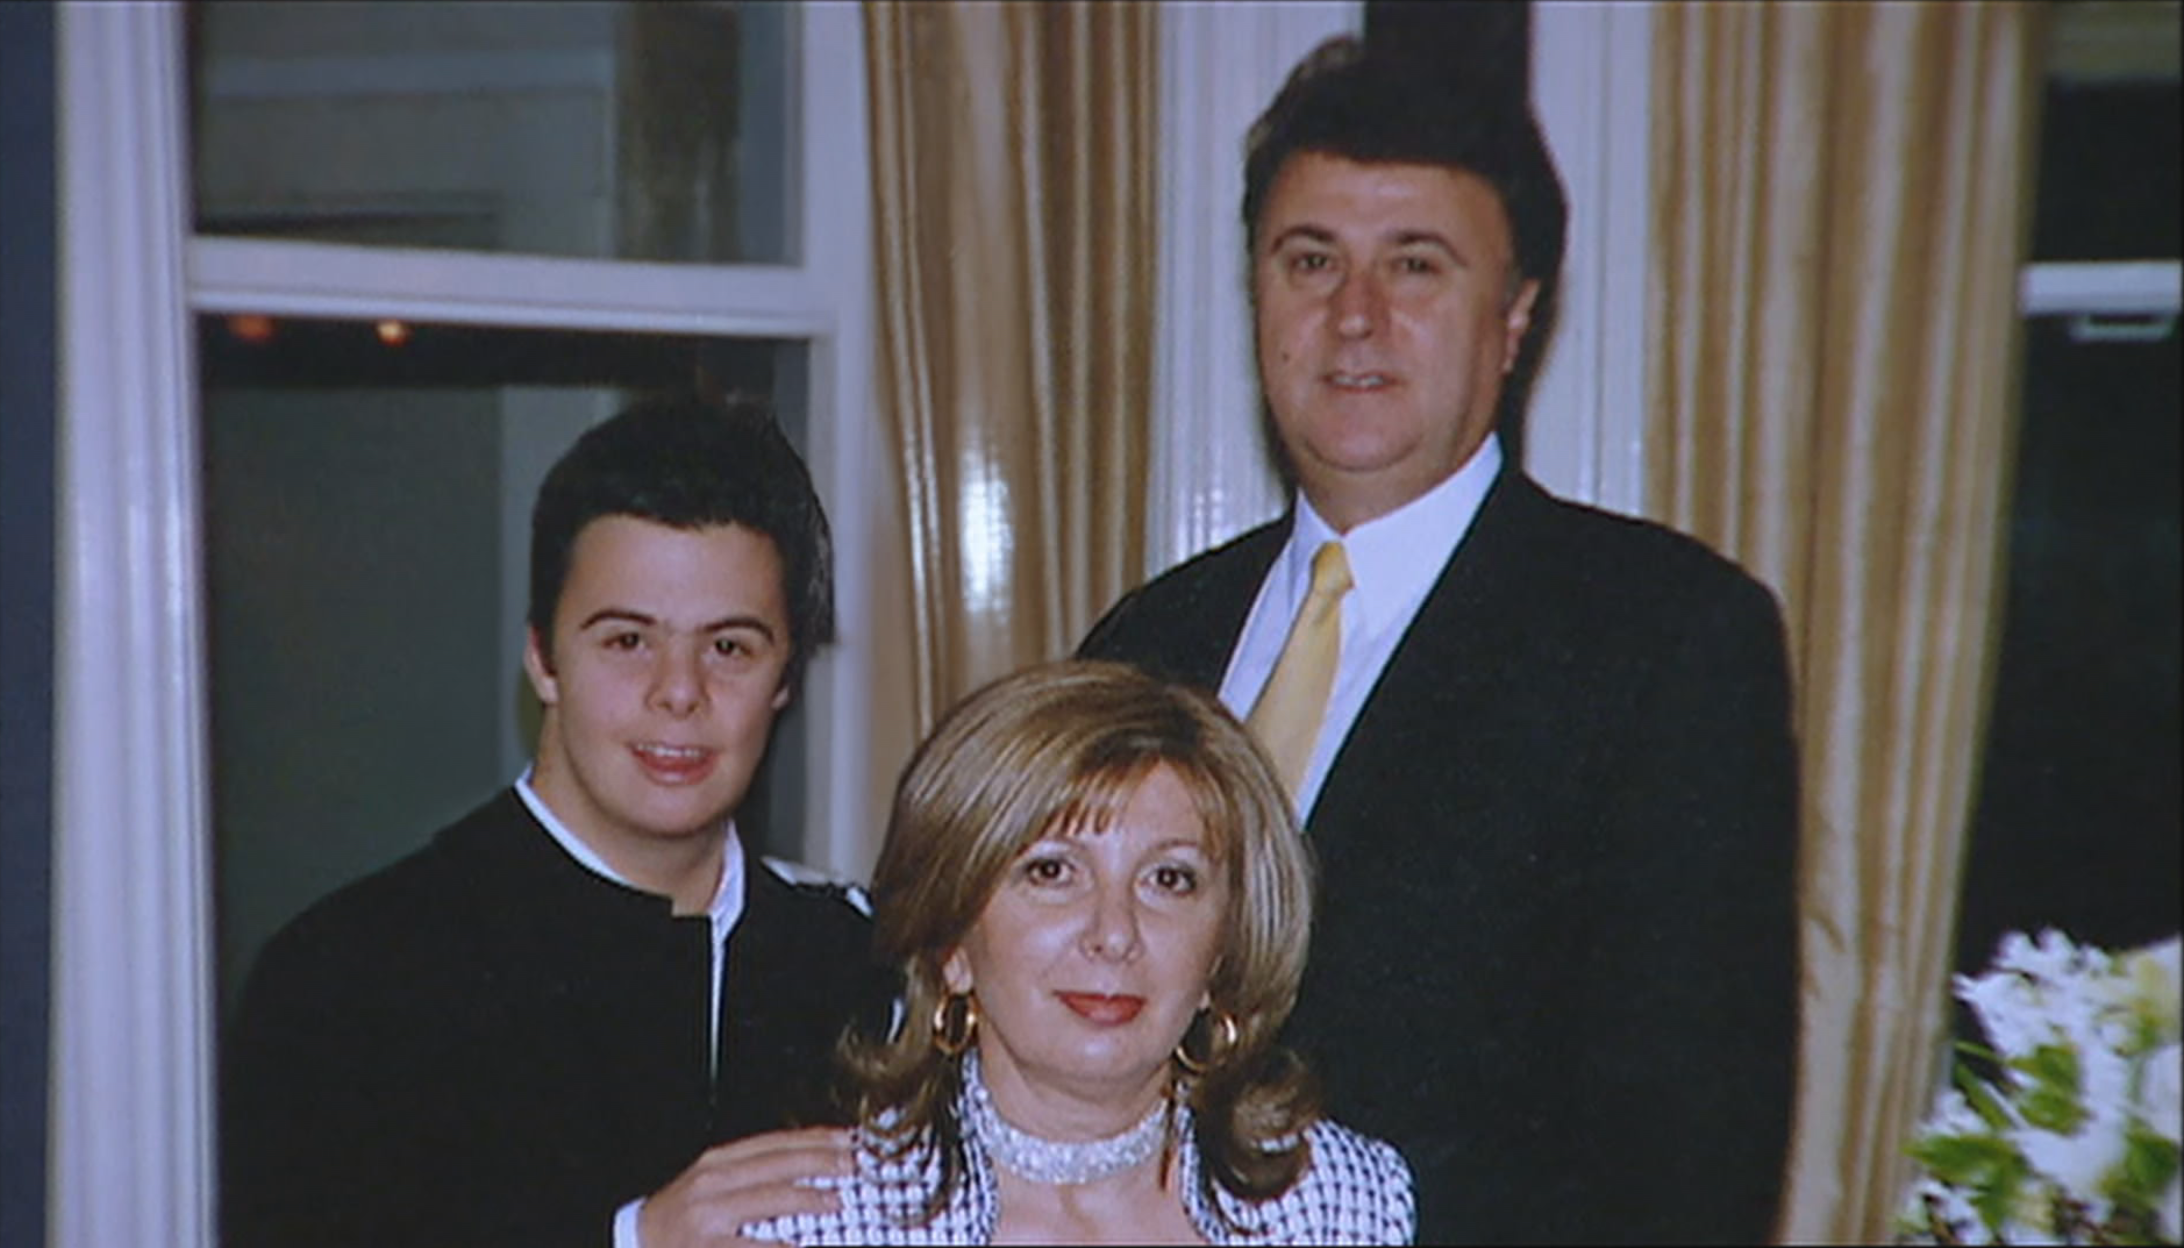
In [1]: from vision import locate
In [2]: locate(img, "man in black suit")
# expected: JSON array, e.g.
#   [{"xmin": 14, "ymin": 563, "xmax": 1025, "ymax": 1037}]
[
  {"xmin": 222, "ymin": 395, "xmax": 895, "ymax": 1248},
  {"xmin": 1080, "ymin": 38, "xmax": 1799, "ymax": 1244}
]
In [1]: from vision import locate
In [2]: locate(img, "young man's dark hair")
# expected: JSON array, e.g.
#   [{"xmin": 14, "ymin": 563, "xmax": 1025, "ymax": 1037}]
[
  {"xmin": 528, "ymin": 392, "xmax": 835, "ymax": 688},
  {"xmin": 1240, "ymin": 35, "xmax": 1569, "ymax": 328}
]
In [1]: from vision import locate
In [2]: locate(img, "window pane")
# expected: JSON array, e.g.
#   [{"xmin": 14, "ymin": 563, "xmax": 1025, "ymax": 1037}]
[
  {"xmin": 189, "ymin": 0, "xmax": 797, "ymax": 263},
  {"xmin": 200, "ymin": 316, "xmax": 811, "ymax": 1009},
  {"xmin": 2032, "ymin": 2, "xmax": 2179, "ymax": 264},
  {"xmin": 1951, "ymin": 7, "xmax": 2179, "ymax": 983},
  {"xmin": 2028, "ymin": 80, "xmax": 2181, "ymax": 263},
  {"xmin": 1953, "ymin": 318, "xmax": 2180, "ymax": 974}
]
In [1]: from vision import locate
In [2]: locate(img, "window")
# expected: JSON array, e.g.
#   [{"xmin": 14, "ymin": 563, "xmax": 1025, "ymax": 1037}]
[
  {"xmin": 183, "ymin": 1, "xmax": 881, "ymax": 1007},
  {"xmin": 1953, "ymin": 1, "xmax": 2181, "ymax": 974},
  {"xmin": 191, "ymin": 1, "xmax": 797, "ymax": 264}
]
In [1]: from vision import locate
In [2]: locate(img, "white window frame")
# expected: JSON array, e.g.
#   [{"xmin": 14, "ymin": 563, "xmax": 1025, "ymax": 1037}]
[
  {"xmin": 50, "ymin": 4, "xmax": 875, "ymax": 1244},
  {"xmin": 1527, "ymin": 0, "xmax": 1657, "ymax": 516},
  {"xmin": 2021, "ymin": 259, "xmax": 2182, "ymax": 319}
]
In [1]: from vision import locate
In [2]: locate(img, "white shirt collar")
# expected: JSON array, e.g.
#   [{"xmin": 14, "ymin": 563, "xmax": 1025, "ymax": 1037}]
[
  {"xmin": 1224, "ymin": 436, "xmax": 1505, "ymax": 817},
  {"xmin": 513, "ymin": 766, "xmax": 745, "ymax": 937},
  {"xmin": 1287, "ymin": 434, "xmax": 1502, "ymax": 636}
]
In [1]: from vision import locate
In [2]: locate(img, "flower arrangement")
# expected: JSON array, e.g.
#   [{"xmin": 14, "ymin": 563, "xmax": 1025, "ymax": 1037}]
[{"xmin": 1899, "ymin": 929, "xmax": 2182, "ymax": 1245}]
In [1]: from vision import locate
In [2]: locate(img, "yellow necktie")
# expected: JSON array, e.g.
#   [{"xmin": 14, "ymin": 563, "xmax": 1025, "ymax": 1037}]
[{"xmin": 1246, "ymin": 541, "xmax": 1353, "ymax": 800}]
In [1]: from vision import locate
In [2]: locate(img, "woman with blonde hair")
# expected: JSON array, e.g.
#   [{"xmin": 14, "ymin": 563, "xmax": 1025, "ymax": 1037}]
[{"xmin": 745, "ymin": 659, "xmax": 1413, "ymax": 1244}]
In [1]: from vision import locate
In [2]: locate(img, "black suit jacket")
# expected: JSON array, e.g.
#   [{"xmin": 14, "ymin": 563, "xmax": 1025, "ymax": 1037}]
[
  {"xmin": 1081, "ymin": 470, "xmax": 1800, "ymax": 1245},
  {"xmin": 220, "ymin": 791, "xmax": 895, "ymax": 1248}
]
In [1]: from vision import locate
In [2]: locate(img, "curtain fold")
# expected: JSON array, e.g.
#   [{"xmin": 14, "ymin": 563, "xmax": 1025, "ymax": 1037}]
[
  {"xmin": 864, "ymin": 0, "xmax": 1158, "ymax": 758},
  {"xmin": 1647, "ymin": 3, "xmax": 2045, "ymax": 1240}
]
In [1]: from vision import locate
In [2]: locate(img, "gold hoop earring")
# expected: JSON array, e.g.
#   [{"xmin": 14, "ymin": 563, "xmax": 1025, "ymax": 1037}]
[
  {"xmin": 1173, "ymin": 1009, "xmax": 1240, "ymax": 1075},
  {"xmin": 932, "ymin": 992, "xmax": 978, "ymax": 1057}
]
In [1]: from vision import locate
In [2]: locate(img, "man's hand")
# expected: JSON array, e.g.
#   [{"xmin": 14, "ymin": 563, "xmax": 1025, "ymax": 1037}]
[{"xmin": 637, "ymin": 1126, "xmax": 854, "ymax": 1247}]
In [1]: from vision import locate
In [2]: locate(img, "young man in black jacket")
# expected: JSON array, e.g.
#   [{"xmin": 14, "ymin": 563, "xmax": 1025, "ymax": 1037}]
[{"xmin": 223, "ymin": 395, "xmax": 895, "ymax": 1248}]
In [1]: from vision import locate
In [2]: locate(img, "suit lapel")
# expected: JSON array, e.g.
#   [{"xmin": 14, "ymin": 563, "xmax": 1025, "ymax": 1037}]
[
  {"xmin": 1126, "ymin": 516, "xmax": 1291, "ymax": 689},
  {"xmin": 1308, "ymin": 471, "xmax": 1555, "ymax": 857},
  {"xmin": 1185, "ymin": 522, "xmax": 1287, "ymax": 684}
]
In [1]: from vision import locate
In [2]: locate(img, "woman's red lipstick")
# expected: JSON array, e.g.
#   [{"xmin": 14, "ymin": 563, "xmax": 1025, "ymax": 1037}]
[{"xmin": 1056, "ymin": 993, "xmax": 1144, "ymax": 1025}]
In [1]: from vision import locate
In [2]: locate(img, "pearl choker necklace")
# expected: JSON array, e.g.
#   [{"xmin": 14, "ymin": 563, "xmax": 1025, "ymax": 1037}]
[{"xmin": 961, "ymin": 1050, "xmax": 1169, "ymax": 1186}]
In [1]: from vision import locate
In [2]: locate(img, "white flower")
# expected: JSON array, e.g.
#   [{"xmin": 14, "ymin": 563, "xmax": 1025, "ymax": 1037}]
[
  {"xmin": 2125, "ymin": 939, "xmax": 2183, "ymax": 1028},
  {"xmin": 1956, "ymin": 965, "xmax": 2048, "ymax": 1062},
  {"xmin": 2015, "ymin": 1115, "xmax": 2125, "ymax": 1207},
  {"xmin": 1899, "ymin": 930, "xmax": 2184, "ymax": 1246},
  {"xmin": 2146, "ymin": 1042, "xmax": 2183, "ymax": 1143},
  {"xmin": 1929, "ymin": 1086, "xmax": 1989, "ymax": 1137}
]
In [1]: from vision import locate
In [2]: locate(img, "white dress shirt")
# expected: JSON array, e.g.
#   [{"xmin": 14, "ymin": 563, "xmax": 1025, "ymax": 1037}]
[{"xmin": 1219, "ymin": 436, "xmax": 1502, "ymax": 817}]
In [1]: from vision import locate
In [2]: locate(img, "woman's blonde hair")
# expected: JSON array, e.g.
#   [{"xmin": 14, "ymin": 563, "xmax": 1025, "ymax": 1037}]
[{"xmin": 841, "ymin": 659, "xmax": 1319, "ymax": 1219}]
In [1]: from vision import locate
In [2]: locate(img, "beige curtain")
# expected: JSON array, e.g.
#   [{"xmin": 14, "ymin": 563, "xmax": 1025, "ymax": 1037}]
[
  {"xmin": 1648, "ymin": 3, "xmax": 2046, "ymax": 1240},
  {"xmin": 863, "ymin": 0, "xmax": 1159, "ymax": 816}
]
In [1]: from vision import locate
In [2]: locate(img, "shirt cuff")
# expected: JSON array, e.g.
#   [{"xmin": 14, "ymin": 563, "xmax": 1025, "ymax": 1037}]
[{"xmin": 613, "ymin": 1197, "xmax": 644, "ymax": 1248}]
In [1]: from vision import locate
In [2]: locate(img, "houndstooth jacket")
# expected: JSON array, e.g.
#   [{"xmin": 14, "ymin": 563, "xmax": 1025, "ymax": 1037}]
[{"xmin": 741, "ymin": 1094, "xmax": 1416, "ymax": 1245}]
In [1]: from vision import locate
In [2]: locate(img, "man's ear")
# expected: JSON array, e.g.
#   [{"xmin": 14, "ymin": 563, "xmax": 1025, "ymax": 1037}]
[
  {"xmin": 522, "ymin": 625, "xmax": 560, "ymax": 707},
  {"xmin": 942, "ymin": 948, "xmax": 973, "ymax": 995},
  {"xmin": 1501, "ymin": 278, "xmax": 1542, "ymax": 376}
]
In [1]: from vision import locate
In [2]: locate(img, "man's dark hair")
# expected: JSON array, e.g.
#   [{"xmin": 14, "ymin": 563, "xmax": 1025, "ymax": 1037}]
[
  {"xmin": 1242, "ymin": 34, "xmax": 1568, "ymax": 313},
  {"xmin": 528, "ymin": 392, "xmax": 834, "ymax": 688},
  {"xmin": 1241, "ymin": 35, "xmax": 1570, "ymax": 452}
]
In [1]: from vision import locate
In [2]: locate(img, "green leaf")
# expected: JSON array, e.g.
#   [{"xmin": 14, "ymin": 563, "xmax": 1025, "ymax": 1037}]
[
  {"xmin": 2104, "ymin": 1117, "xmax": 2182, "ymax": 1208},
  {"xmin": 1970, "ymin": 1153, "xmax": 2031, "ymax": 1237},
  {"xmin": 2010, "ymin": 1044, "xmax": 2090, "ymax": 1133},
  {"xmin": 1952, "ymin": 1067, "xmax": 2014, "ymax": 1132},
  {"xmin": 1909, "ymin": 1131, "xmax": 2014, "ymax": 1184},
  {"xmin": 2020, "ymin": 1086, "xmax": 2090, "ymax": 1133},
  {"xmin": 2010, "ymin": 1042, "xmax": 2081, "ymax": 1091},
  {"xmin": 1908, "ymin": 1132, "xmax": 2030, "ymax": 1235}
]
